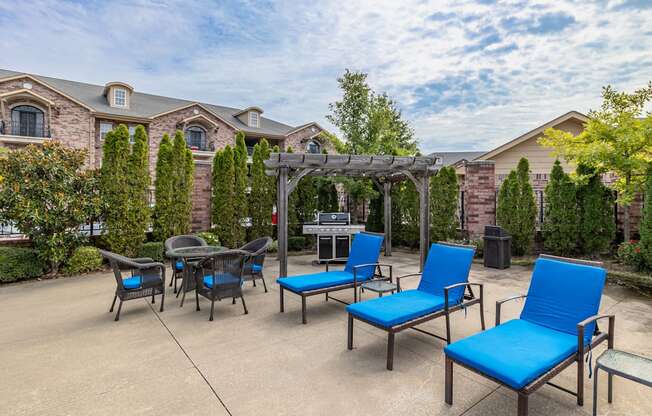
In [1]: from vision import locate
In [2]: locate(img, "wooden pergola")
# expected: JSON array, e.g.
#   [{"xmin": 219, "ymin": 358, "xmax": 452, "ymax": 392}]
[{"xmin": 264, "ymin": 153, "xmax": 442, "ymax": 277}]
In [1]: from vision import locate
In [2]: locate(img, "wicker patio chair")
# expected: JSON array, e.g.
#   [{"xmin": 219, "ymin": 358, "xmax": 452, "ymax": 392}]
[
  {"xmin": 100, "ymin": 250, "xmax": 166, "ymax": 321},
  {"xmin": 193, "ymin": 249, "xmax": 249, "ymax": 321},
  {"xmin": 444, "ymin": 254, "xmax": 615, "ymax": 416},
  {"xmin": 346, "ymin": 242, "xmax": 481, "ymax": 370},
  {"xmin": 165, "ymin": 235, "xmax": 207, "ymax": 294},
  {"xmin": 239, "ymin": 236, "xmax": 273, "ymax": 292}
]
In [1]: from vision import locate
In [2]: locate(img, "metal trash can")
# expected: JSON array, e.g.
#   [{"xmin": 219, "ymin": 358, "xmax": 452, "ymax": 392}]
[{"xmin": 483, "ymin": 225, "xmax": 511, "ymax": 269}]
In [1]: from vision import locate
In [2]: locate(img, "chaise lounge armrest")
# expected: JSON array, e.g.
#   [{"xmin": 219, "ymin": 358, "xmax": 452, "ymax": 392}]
[
  {"xmin": 443, "ymin": 282, "xmax": 483, "ymax": 311},
  {"xmin": 395, "ymin": 273, "xmax": 422, "ymax": 292},
  {"xmin": 352, "ymin": 263, "xmax": 393, "ymax": 280},
  {"xmin": 132, "ymin": 257, "xmax": 155, "ymax": 263},
  {"xmin": 495, "ymin": 294, "xmax": 527, "ymax": 325},
  {"xmin": 324, "ymin": 258, "xmax": 349, "ymax": 272},
  {"xmin": 577, "ymin": 314, "xmax": 616, "ymax": 350}
]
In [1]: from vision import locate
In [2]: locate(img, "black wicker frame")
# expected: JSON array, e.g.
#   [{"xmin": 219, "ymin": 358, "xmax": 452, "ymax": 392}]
[
  {"xmin": 239, "ymin": 236, "xmax": 273, "ymax": 292},
  {"xmin": 347, "ymin": 242, "xmax": 483, "ymax": 370},
  {"xmin": 100, "ymin": 249, "xmax": 166, "ymax": 321},
  {"xmin": 279, "ymin": 260, "xmax": 392, "ymax": 324},
  {"xmin": 193, "ymin": 249, "xmax": 250, "ymax": 321},
  {"xmin": 165, "ymin": 235, "xmax": 207, "ymax": 294},
  {"xmin": 444, "ymin": 255, "xmax": 616, "ymax": 416}
]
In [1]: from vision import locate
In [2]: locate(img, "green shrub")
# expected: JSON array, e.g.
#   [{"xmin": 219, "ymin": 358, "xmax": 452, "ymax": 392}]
[
  {"xmin": 268, "ymin": 240, "xmax": 278, "ymax": 253},
  {"xmin": 0, "ymin": 247, "xmax": 47, "ymax": 283},
  {"xmin": 288, "ymin": 236, "xmax": 306, "ymax": 251},
  {"xmin": 470, "ymin": 239, "xmax": 484, "ymax": 258},
  {"xmin": 196, "ymin": 231, "xmax": 220, "ymax": 246},
  {"xmin": 136, "ymin": 242, "xmax": 165, "ymax": 263},
  {"xmin": 63, "ymin": 246, "xmax": 103, "ymax": 275},
  {"xmin": 617, "ymin": 241, "xmax": 646, "ymax": 271}
]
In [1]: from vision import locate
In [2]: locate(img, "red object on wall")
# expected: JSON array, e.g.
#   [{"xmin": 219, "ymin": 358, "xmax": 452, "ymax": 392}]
[{"xmin": 272, "ymin": 210, "xmax": 277, "ymax": 225}]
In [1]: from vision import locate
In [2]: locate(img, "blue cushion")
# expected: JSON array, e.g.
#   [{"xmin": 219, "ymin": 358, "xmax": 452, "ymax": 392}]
[
  {"xmin": 175, "ymin": 261, "xmax": 184, "ymax": 271},
  {"xmin": 444, "ymin": 319, "xmax": 578, "ymax": 389},
  {"xmin": 122, "ymin": 274, "xmax": 161, "ymax": 290},
  {"xmin": 418, "ymin": 243, "xmax": 475, "ymax": 303},
  {"xmin": 252, "ymin": 264, "xmax": 262, "ymax": 273},
  {"xmin": 521, "ymin": 257, "xmax": 606, "ymax": 345},
  {"xmin": 344, "ymin": 233, "xmax": 384, "ymax": 279},
  {"xmin": 277, "ymin": 271, "xmax": 370, "ymax": 292},
  {"xmin": 346, "ymin": 289, "xmax": 456, "ymax": 327},
  {"xmin": 203, "ymin": 273, "xmax": 240, "ymax": 288}
]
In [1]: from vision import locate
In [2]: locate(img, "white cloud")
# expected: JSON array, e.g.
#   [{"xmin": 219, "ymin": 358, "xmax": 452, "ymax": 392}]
[{"xmin": 0, "ymin": 0, "xmax": 650, "ymax": 153}]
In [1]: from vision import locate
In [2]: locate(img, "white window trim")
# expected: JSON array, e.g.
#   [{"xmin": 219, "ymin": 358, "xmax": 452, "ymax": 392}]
[
  {"xmin": 99, "ymin": 122, "xmax": 113, "ymax": 140},
  {"xmin": 249, "ymin": 111, "xmax": 259, "ymax": 128},
  {"xmin": 113, "ymin": 88, "xmax": 127, "ymax": 107}
]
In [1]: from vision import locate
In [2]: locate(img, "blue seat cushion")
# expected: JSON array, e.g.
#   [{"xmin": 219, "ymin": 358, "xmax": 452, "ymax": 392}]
[
  {"xmin": 277, "ymin": 271, "xmax": 371, "ymax": 292},
  {"xmin": 122, "ymin": 274, "xmax": 162, "ymax": 290},
  {"xmin": 444, "ymin": 319, "xmax": 578, "ymax": 389},
  {"xmin": 252, "ymin": 264, "xmax": 262, "ymax": 273},
  {"xmin": 346, "ymin": 289, "xmax": 455, "ymax": 327},
  {"xmin": 203, "ymin": 273, "xmax": 241, "ymax": 288},
  {"xmin": 174, "ymin": 261, "xmax": 184, "ymax": 271}
]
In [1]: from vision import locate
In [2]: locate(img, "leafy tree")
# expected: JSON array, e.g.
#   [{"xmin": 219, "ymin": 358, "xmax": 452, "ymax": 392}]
[
  {"xmin": 0, "ymin": 142, "xmax": 101, "ymax": 273},
  {"xmin": 170, "ymin": 131, "xmax": 194, "ymax": 235},
  {"xmin": 316, "ymin": 177, "xmax": 339, "ymax": 212},
  {"xmin": 250, "ymin": 139, "xmax": 273, "ymax": 239},
  {"xmin": 430, "ymin": 166, "xmax": 459, "ymax": 242},
  {"xmin": 285, "ymin": 147, "xmax": 300, "ymax": 236},
  {"xmin": 392, "ymin": 181, "xmax": 419, "ymax": 247},
  {"xmin": 540, "ymin": 82, "xmax": 652, "ymax": 241},
  {"xmin": 153, "ymin": 134, "xmax": 174, "ymax": 241},
  {"xmin": 640, "ymin": 166, "xmax": 652, "ymax": 267},
  {"xmin": 497, "ymin": 158, "xmax": 536, "ymax": 255},
  {"xmin": 125, "ymin": 125, "xmax": 150, "ymax": 255},
  {"xmin": 576, "ymin": 164, "xmax": 615, "ymax": 255},
  {"xmin": 366, "ymin": 195, "xmax": 383, "ymax": 232},
  {"xmin": 542, "ymin": 160, "xmax": 578, "ymax": 255},
  {"xmin": 101, "ymin": 124, "xmax": 131, "ymax": 254},
  {"xmin": 212, "ymin": 146, "xmax": 236, "ymax": 246},
  {"xmin": 233, "ymin": 132, "xmax": 248, "ymax": 246}
]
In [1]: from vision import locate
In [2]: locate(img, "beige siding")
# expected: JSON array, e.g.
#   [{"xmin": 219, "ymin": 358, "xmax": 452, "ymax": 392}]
[{"xmin": 489, "ymin": 118, "xmax": 584, "ymax": 176}]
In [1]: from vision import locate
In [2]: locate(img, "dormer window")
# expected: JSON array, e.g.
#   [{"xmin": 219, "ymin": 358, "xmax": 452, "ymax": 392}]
[
  {"xmin": 114, "ymin": 88, "xmax": 127, "ymax": 107},
  {"xmin": 249, "ymin": 111, "xmax": 259, "ymax": 128}
]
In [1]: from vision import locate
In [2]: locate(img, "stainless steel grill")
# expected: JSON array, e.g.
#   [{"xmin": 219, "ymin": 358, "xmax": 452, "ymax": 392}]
[{"xmin": 302, "ymin": 212, "xmax": 365, "ymax": 262}]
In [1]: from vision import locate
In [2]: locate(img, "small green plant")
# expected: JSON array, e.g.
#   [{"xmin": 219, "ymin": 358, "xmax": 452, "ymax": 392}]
[
  {"xmin": 617, "ymin": 241, "xmax": 646, "ymax": 271},
  {"xmin": 63, "ymin": 246, "xmax": 103, "ymax": 275},
  {"xmin": 288, "ymin": 236, "xmax": 306, "ymax": 251},
  {"xmin": 136, "ymin": 242, "xmax": 165, "ymax": 263},
  {"xmin": 0, "ymin": 247, "xmax": 48, "ymax": 283},
  {"xmin": 470, "ymin": 239, "xmax": 484, "ymax": 258},
  {"xmin": 196, "ymin": 231, "xmax": 220, "ymax": 246},
  {"xmin": 268, "ymin": 240, "xmax": 278, "ymax": 253}
]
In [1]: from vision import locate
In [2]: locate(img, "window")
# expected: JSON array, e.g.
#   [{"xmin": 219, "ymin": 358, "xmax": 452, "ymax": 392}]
[
  {"xmin": 185, "ymin": 126, "xmax": 206, "ymax": 150},
  {"xmin": 249, "ymin": 111, "xmax": 259, "ymax": 128},
  {"xmin": 11, "ymin": 105, "xmax": 45, "ymax": 137},
  {"xmin": 306, "ymin": 140, "xmax": 321, "ymax": 154},
  {"xmin": 128, "ymin": 126, "xmax": 136, "ymax": 144},
  {"xmin": 99, "ymin": 122, "xmax": 113, "ymax": 140},
  {"xmin": 113, "ymin": 88, "xmax": 127, "ymax": 107}
]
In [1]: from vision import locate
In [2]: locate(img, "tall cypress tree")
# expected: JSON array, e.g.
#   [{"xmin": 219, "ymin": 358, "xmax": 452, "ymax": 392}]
[
  {"xmin": 170, "ymin": 131, "xmax": 194, "ymax": 235},
  {"xmin": 577, "ymin": 164, "xmax": 615, "ymax": 255},
  {"xmin": 233, "ymin": 132, "xmax": 248, "ymax": 245},
  {"xmin": 211, "ymin": 149, "xmax": 225, "ymax": 236},
  {"xmin": 153, "ymin": 134, "xmax": 174, "ymax": 241},
  {"xmin": 640, "ymin": 166, "xmax": 652, "ymax": 268},
  {"xmin": 514, "ymin": 158, "xmax": 537, "ymax": 255},
  {"xmin": 430, "ymin": 166, "xmax": 459, "ymax": 242},
  {"xmin": 221, "ymin": 146, "xmax": 236, "ymax": 247},
  {"xmin": 497, "ymin": 170, "xmax": 519, "ymax": 249},
  {"xmin": 285, "ymin": 147, "xmax": 300, "ymax": 236},
  {"xmin": 101, "ymin": 124, "xmax": 131, "ymax": 254},
  {"xmin": 125, "ymin": 125, "xmax": 150, "ymax": 255},
  {"xmin": 366, "ymin": 195, "xmax": 383, "ymax": 232},
  {"xmin": 250, "ymin": 139, "xmax": 273, "ymax": 239},
  {"xmin": 542, "ymin": 160, "xmax": 578, "ymax": 255}
]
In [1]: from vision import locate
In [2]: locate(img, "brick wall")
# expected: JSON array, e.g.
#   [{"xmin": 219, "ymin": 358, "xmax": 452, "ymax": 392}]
[
  {"xmin": 463, "ymin": 160, "xmax": 496, "ymax": 238},
  {"xmin": 192, "ymin": 162, "xmax": 213, "ymax": 231}
]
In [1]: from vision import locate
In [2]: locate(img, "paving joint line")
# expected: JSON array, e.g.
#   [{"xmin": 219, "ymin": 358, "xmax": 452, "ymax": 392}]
[{"xmin": 146, "ymin": 300, "xmax": 233, "ymax": 416}]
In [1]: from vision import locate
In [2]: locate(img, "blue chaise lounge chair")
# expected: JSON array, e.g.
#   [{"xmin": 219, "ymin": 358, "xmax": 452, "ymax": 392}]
[
  {"xmin": 277, "ymin": 232, "xmax": 387, "ymax": 324},
  {"xmin": 444, "ymin": 254, "xmax": 616, "ymax": 416},
  {"xmin": 346, "ymin": 242, "xmax": 482, "ymax": 370}
]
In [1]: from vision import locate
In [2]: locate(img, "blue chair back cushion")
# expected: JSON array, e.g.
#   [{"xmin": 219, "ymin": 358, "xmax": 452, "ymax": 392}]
[
  {"xmin": 175, "ymin": 260, "xmax": 184, "ymax": 271},
  {"xmin": 521, "ymin": 257, "xmax": 606, "ymax": 344},
  {"xmin": 203, "ymin": 273, "xmax": 241, "ymax": 288},
  {"xmin": 418, "ymin": 243, "xmax": 475, "ymax": 303},
  {"xmin": 344, "ymin": 233, "xmax": 384, "ymax": 279}
]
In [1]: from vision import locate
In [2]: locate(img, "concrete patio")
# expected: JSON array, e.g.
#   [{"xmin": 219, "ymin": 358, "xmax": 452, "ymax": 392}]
[{"xmin": 1, "ymin": 251, "xmax": 650, "ymax": 416}]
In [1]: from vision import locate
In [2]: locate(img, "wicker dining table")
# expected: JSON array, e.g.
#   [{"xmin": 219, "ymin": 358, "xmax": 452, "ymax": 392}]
[{"xmin": 166, "ymin": 245, "xmax": 226, "ymax": 307}]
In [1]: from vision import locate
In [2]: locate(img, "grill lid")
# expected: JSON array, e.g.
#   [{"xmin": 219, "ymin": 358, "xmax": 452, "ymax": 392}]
[{"xmin": 317, "ymin": 212, "xmax": 350, "ymax": 225}]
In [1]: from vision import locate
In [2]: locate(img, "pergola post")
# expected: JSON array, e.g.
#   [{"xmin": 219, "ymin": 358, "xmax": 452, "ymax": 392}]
[
  {"xmin": 278, "ymin": 166, "xmax": 289, "ymax": 278},
  {"xmin": 383, "ymin": 182, "xmax": 392, "ymax": 256},
  {"xmin": 419, "ymin": 174, "xmax": 430, "ymax": 271}
]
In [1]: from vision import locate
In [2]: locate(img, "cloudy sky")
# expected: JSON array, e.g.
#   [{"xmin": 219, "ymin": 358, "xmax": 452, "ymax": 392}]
[{"xmin": 1, "ymin": 0, "xmax": 650, "ymax": 153}]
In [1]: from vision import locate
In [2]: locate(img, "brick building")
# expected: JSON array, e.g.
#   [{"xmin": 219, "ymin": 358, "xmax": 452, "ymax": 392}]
[
  {"xmin": 0, "ymin": 69, "xmax": 329, "ymax": 232},
  {"xmin": 433, "ymin": 111, "xmax": 639, "ymax": 238}
]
